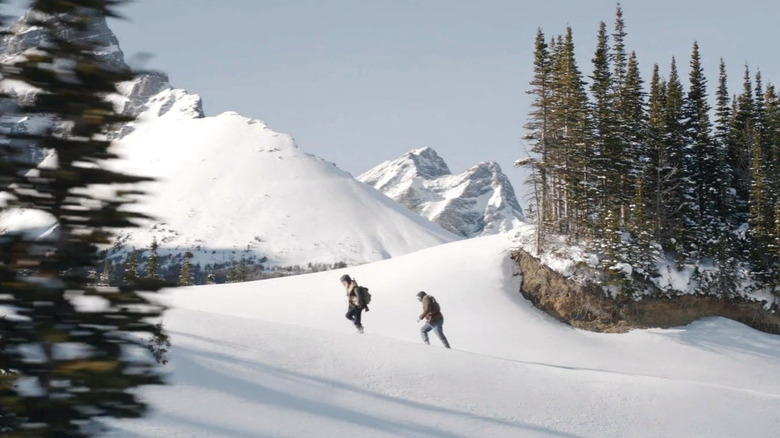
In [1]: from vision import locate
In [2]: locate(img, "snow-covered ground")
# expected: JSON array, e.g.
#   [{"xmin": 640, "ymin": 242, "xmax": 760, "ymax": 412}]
[{"xmin": 105, "ymin": 232, "xmax": 780, "ymax": 437}]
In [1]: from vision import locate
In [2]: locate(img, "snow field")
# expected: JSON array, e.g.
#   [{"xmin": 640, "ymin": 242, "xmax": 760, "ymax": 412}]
[{"xmin": 105, "ymin": 233, "xmax": 780, "ymax": 437}]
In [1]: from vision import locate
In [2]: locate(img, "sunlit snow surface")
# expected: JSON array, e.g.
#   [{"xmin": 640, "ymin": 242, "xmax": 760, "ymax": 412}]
[{"xmin": 106, "ymin": 233, "xmax": 780, "ymax": 438}]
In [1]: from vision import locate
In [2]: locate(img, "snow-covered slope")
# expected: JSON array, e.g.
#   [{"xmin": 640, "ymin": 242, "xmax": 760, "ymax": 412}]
[
  {"xmin": 107, "ymin": 111, "xmax": 458, "ymax": 267},
  {"xmin": 360, "ymin": 148, "xmax": 525, "ymax": 237},
  {"xmin": 0, "ymin": 12, "xmax": 455, "ymax": 270},
  {"xmin": 104, "ymin": 230, "xmax": 780, "ymax": 437}
]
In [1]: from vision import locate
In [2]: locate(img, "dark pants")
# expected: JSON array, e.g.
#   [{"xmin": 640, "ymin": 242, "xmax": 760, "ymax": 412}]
[
  {"xmin": 421, "ymin": 318, "xmax": 450, "ymax": 348},
  {"xmin": 345, "ymin": 304, "xmax": 363, "ymax": 328}
]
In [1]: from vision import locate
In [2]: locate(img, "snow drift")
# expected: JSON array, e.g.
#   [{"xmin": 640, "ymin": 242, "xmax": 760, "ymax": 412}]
[{"xmin": 103, "ymin": 229, "xmax": 780, "ymax": 437}]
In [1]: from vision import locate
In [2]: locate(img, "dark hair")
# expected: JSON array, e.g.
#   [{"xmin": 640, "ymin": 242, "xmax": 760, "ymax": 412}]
[
  {"xmin": 416, "ymin": 291, "xmax": 426, "ymax": 300},
  {"xmin": 340, "ymin": 274, "xmax": 351, "ymax": 283}
]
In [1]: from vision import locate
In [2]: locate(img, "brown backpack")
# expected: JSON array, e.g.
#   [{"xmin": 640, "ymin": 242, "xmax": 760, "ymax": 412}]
[{"xmin": 428, "ymin": 296, "xmax": 440, "ymax": 314}]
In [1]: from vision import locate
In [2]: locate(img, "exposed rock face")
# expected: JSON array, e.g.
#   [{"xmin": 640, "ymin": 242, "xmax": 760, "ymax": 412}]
[
  {"xmin": 0, "ymin": 9, "xmax": 128, "ymax": 71},
  {"xmin": 0, "ymin": 10, "xmax": 204, "ymax": 155},
  {"xmin": 512, "ymin": 249, "xmax": 780, "ymax": 335},
  {"xmin": 117, "ymin": 71, "xmax": 204, "ymax": 119},
  {"xmin": 359, "ymin": 147, "xmax": 525, "ymax": 237}
]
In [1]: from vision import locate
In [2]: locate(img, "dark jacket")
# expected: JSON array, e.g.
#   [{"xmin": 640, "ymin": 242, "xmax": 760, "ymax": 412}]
[{"xmin": 419, "ymin": 295, "xmax": 443, "ymax": 322}]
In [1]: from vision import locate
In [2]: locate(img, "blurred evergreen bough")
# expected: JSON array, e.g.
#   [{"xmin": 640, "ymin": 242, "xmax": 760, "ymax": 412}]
[{"xmin": 0, "ymin": 1, "xmax": 173, "ymax": 436}]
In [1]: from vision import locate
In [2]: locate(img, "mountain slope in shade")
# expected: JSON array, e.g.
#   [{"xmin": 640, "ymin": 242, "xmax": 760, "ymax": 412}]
[
  {"xmin": 359, "ymin": 147, "xmax": 525, "ymax": 238},
  {"xmin": 107, "ymin": 111, "xmax": 458, "ymax": 268}
]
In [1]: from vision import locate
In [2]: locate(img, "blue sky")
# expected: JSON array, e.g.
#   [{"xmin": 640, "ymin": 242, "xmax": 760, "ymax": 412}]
[{"xmin": 5, "ymin": 1, "xmax": 780, "ymax": 204}]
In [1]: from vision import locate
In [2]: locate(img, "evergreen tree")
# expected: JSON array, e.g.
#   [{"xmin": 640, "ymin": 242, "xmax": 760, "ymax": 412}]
[
  {"xmin": 611, "ymin": 3, "xmax": 628, "ymax": 92},
  {"xmin": 754, "ymin": 71, "xmax": 767, "ymax": 148},
  {"xmin": 146, "ymin": 322, "xmax": 171, "ymax": 366},
  {"xmin": 772, "ymin": 203, "xmax": 780, "ymax": 292},
  {"xmin": 713, "ymin": 58, "xmax": 735, "ymax": 218},
  {"xmin": 682, "ymin": 41, "xmax": 716, "ymax": 257},
  {"xmin": 748, "ymin": 127, "xmax": 773, "ymax": 277},
  {"xmin": 100, "ymin": 258, "xmax": 114, "ymax": 286},
  {"xmin": 227, "ymin": 261, "xmax": 238, "ymax": 283},
  {"xmin": 731, "ymin": 65, "xmax": 756, "ymax": 216},
  {"xmin": 146, "ymin": 237, "xmax": 161, "ymax": 280},
  {"xmin": 124, "ymin": 248, "xmax": 139, "ymax": 281},
  {"xmin": 610, "ymin": 4, "xmax": 637, "ymax": 226},
  {"xmin": 663, "ymin": 58, "xmax": 690, "ymax": 259},
  {"xmin": 521, "ymin": 28, "xmax": 554, "ymax": 253},
  {"xmin": 622, "ymin": 51, "xmax": 647, "ymax": 224},
  {"xmin": 238, "ymin": 258, "xmax": 248, "ymax": 282},
  {"xmin": 767, "ymin": 84, "xmax": 780, "ymax": 230},
  {"xmin": 178, "ymin": 251, "xmax": 194, "ymax": 286},
  {"xmin": 0, "ymin": 1, "xmax": 169, "ymax": 435},
  {"xmin": 645, "ymin": 64, "xmax": 666, "ymax": 241},
  {"xmin": 628, "ymin": 178, "xmax": 660, "ymax": 281},
  {"xmin": 549, "ymin": 26, "xmax": 592, "ymax": 238},
  {"xmin": 588, "ymin": 21, "xmax": 616, "ymax": 230}
]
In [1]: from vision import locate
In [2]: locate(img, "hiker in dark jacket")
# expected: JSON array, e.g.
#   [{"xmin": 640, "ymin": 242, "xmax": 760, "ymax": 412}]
[
  {"xmin": 416, "ymin": 291, "xmax": 450, "ymax": 348},
  {"xmin": 341, "ymin": 274, "xmax": 366, "ymax": 333}
]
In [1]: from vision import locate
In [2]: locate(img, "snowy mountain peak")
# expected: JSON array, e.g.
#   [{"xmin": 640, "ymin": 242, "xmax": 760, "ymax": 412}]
[
  {"xmin": 1, "ymin": 10, "xmax": 458, "ymax": 279},
  {"xmin": 101, "ymin": 111, "xmax": 458, "ymax": 270},
  {"xmin": 402, "ymin": 147, "xmax": 451, "ymax": 179},
  {"xmin": 359, "ymin": 149, "xmax": 525, "ymax": 238}
]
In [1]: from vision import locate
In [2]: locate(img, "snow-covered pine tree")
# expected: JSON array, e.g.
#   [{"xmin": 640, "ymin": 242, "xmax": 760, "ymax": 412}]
[
  {"xmin": 588, "ymin": 21, "xmax": 616, "ymax": 235},
  {"xmin": 761, "ymin": 87, "xmax": 779, "ymax": 293},
  {"xmin": 748, "ymin": 127, "xmax": 774, "ymax": 278},
  {"xmin": 124, "ymin": 248, "xmax": 139, "ymax": 281},
  {"xmin": 611, "ymin": 4, "xmax": 628, "ymax": 96},
  {"xmin": 772, "ymin": 203, "xmax": 780, "ymax": 292},
  {"xmin": 714, "ymin": 59, "xmax": 735, "ymax": 220},
  {"xmin": 178, "ymin": 251, "xmax": 194, "ymax": 286},
  {"xmin": 731, "ymin": 66, "xmax": 756, "ymax": 217},
  {"xmin": 549, "ymin": 27, "xmax": 591, "ymax": 238},
  {"xmin": 663, "ymin": 58, "xmax": 690, "ymax": 261},
  {"xmin": 239, "ymin": 258, "xmax": 248, "ymax": 282},
  {"xmin": 754, "ymin": 71, "xmax": 768, "ymax": 151},
  {"xmin": 100, "ymin": 258, "xmax": 114, "ymax": 286},
  {"xmin": 645, "ymin": 64, "xmax": 667, "ymax": 243},
  {"xmin": 611, "ymin": 4, "xmax": 635, "ymax": 227},
  {"xmin": 766, "ymin": 84, "xmax": 780, "ymax": 197},
  {"xmin": 682, "ymin": 41, "xmax": 717, "ymax": 259},
  {"xmin": 0, "ymin": 1, "xmax": 170, "ymax": 434},
  {"xmin": 146, "ymin": 237, "xmax": 161, "ymax": 280},
  {"xmin": 622, "ymin": 51, "xmax": 648, "ymax": 228},
  {"xmin": 628, "ymin": 178, "xmax": 660, "ymax": 282},
  {"xmin": 227, "ymin": 261, "xmax": 238, "ymax": 283},
  {"xmin": 520, "ymin": 28, "xmax": 554, "ymax": 253}
]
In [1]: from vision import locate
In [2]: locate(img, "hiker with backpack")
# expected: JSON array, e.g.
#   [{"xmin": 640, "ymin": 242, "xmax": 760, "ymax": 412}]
[
  {"xmin": 416, "ymin": 291, "xmax": 450, "ymax": 348},
  {"xmin": 340, "ymin": 274, "xmax": 369, "ymax": 333}
]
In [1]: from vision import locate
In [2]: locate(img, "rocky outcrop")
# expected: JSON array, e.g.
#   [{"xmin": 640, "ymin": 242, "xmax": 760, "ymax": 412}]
[
  {"xmin": 0, "ymin": 9, "xmax": 128, "ymax": 71},
  {"xmin": 360, "ymin": 147, "xmax": 525, "ymax": 237},
  {"xmin": 0, "ymin": 9, "xmax": 204, "ymax": 152},
  {"xmin": 512, "ymin": 248, "xmax": 780, "ymax": 334}
]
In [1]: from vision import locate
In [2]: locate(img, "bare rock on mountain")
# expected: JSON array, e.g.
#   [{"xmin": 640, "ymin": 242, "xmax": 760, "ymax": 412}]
[{"xmin": 360, "ymin": 147, "xmax": 525, "ymax": 237}]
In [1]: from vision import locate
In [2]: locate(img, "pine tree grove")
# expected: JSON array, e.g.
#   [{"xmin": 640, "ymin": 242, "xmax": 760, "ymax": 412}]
[{"xmin": 520, "ymin": 5, "xmax": 780, "ymax": 296}]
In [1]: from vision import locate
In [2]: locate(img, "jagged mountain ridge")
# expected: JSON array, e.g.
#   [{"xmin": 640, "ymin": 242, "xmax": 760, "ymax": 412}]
[
  {"xmin": 0, "ymin": 11, "xmax": 459, "ymax": 276},
  {"xmin": 359, "ymin": 147, "xmax": 525, "ymax": 237},
  {"xmin": 0, "ymin": 10, "xmax": 205, "ymax": 157}
]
